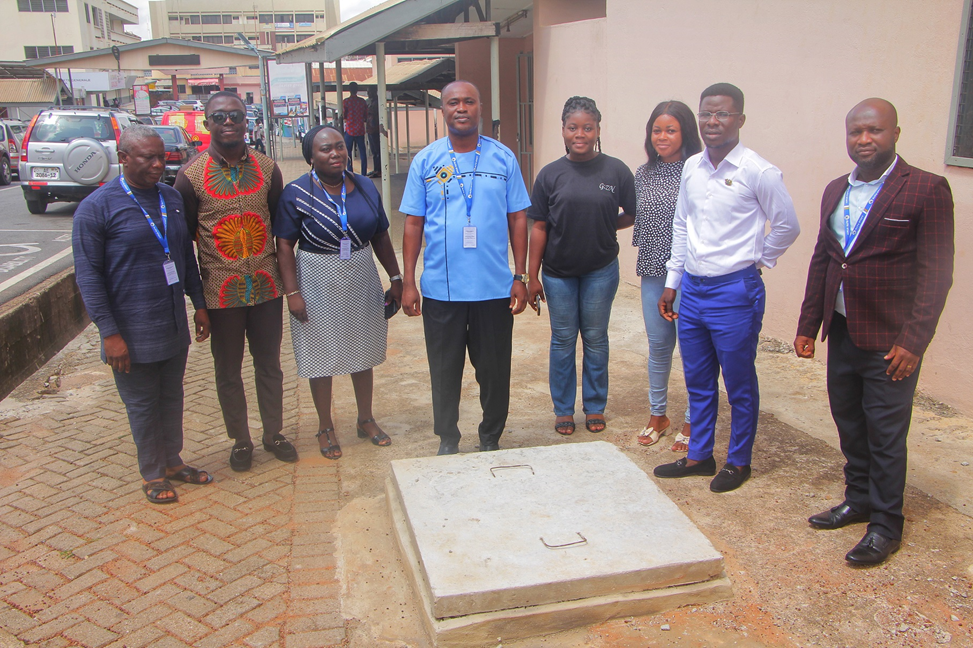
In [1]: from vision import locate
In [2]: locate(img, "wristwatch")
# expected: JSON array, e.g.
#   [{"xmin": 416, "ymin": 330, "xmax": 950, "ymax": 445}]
[{"xmin": 513, "ymin": 273, "xmax": 530, "ymax": 284}]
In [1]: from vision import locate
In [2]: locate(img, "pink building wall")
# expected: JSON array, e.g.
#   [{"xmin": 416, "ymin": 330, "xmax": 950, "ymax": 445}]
[{"xmin": 532, "ymin": 0, "xmax": 973, "ymax": 412}]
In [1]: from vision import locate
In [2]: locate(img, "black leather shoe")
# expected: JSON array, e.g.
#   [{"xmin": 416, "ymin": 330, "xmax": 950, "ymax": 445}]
[
  {"xmin": 845, "ymin": 531, "xmax": 900, "ymax": 566},
  {"xmin": 229, "ymin": 441, "xmax": 253, "ymax": 472},
  {"xmin": 437, "ymin": 439, "xmax": 459, "ymax": 456},
  {"xmin": 808, "ymin": 503, "xmax": 870, "ymax": 530},
  {"xmin": 479, "ymin": 442, "xmax": 500, "ymax": 452},
  {"xmin": 263, "ymin": 433, "xmax": 298, "ymax": 463},
  {"xmin": 709, "ymin": 464, "xmax": 752, "ymax": 493},
  {"xmin": 654, "ymin": 456, "xmax": 717, "ymax": 478}
]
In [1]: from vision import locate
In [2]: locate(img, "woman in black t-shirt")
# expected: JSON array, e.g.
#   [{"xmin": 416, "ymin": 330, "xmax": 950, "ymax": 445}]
[{"xmin": 527, "ymin": 96, "xmax": 636, "ymax": 436}]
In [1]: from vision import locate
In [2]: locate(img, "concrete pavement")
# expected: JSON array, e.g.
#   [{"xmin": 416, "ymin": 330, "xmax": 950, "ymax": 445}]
[{"xmin": 1, "ymin": 144, "xmax": 972, "ymax": 648}]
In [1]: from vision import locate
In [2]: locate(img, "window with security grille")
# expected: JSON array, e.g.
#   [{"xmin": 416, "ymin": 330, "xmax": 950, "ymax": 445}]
[
  {"xmin": 24, "ymin": 45, "xmax": 74, "ymax": 59},
  {"xmin": 18, "ymin": 0, "xmax": 68, "ymax": 12},
  {"xmin": 203, "ymin": 35, "xmax": 223, "ymax": 43},
  {"xmin": 948, "ymin": 0, "xmax": 973, "ymax": 166},
  {"xmin": 295, "ymin": 13, "xmax": 313, "ymax": 22},
  {"xmin": 201, "ymin": 14, "xmax": 220, "ymax": 24},
  {"xmin": 258, "ymin": 14, "xmax": 273, "ymax": 23}
]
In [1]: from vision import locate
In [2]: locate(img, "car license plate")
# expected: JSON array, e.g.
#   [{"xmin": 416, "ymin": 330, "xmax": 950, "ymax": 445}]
[{"xmin": 31, "ymin": 167, "xmax": 59, "ymax": 180}]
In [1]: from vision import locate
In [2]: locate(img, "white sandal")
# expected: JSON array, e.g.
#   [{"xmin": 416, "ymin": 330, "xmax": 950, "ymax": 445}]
[
  {"xmin": 670, "ymin": 432, "xmax": 690, "ymax": 453},
  {"xmin": 637, "ymin": 425, "xmax": 669, "ymax": 447}
]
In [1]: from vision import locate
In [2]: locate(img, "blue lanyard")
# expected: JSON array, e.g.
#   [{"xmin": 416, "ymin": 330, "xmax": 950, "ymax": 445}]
[
  {"xmin": 447, "ymin": 137, "xmax": 482, "ymax": 223},
  {"xmin": 119, "ymin": 176, "xmax": 169, "ymax": 257},
  {"xmin": 842, "ymin": 182, "xmax": 884, "ymax": 255},
  {"xmin": 312, "ymin": 169, "xmax": 348, "ymax": 234}
]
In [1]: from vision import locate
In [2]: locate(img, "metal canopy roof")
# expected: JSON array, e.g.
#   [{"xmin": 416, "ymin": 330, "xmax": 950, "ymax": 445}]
[
  {"xmin": 276, "ymin": 0, "xmax": 531, "ymax": 64},
  {"xmin": 354, "ymin": 58, "xmax": 455, "ymax": 91},
  {"xmin": 21, "ymin": 38, "xmax": 274, "ymax": 71},
  {"xmin": 0, "ymin": 77, "xmax": 64, "ymax": 105}
]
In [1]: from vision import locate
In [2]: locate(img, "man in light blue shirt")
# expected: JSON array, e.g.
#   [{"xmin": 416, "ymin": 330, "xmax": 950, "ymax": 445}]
[{"xmin": 400, "ymin": 80, "xmax": 531, "ymax": 455}]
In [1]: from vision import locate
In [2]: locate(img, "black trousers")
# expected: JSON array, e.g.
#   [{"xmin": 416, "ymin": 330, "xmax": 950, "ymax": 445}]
[
  {"xmin": 113, "ymin": 348, "xmax": 188, "ymax": 481},
  {"xmin": 208, "ymin": 297, "xmax": 284, "ymax": 442},
  {"xmin": 368, "ymin": 132, "xmax": 380, "ymax": 174},
  {"xmin": 827, "ymin": 314, "xmax": 920, "ymax": 540},
  {"xmin": 422, "ymin": 297, "xmax": 513, "ymax": 446}
]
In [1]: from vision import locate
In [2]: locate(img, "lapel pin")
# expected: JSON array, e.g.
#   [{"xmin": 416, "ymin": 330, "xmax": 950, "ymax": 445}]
[{"xmin": 725, "ymin": 178, "xmax": 733, "ymax": 186}]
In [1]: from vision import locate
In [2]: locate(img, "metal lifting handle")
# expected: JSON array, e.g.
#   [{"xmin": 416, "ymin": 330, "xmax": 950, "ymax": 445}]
[
  {"xmin": 540, "ymin": 533, "xmax": 588, "ymax": 549},
  {"xmin": 489, "ymin": 464, "xmax": 534, "ymax": 477}
]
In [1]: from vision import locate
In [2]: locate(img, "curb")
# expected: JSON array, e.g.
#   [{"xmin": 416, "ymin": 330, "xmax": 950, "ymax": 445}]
[{"xmin": 0, "ymin": 266, "xmax": 89, "ymax": 400}]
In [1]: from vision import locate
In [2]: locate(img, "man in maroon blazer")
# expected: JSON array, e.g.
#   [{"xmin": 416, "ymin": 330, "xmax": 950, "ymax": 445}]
[{"xmin": 794, "ymin": 98, "xmax": 954, "ymax": 566}]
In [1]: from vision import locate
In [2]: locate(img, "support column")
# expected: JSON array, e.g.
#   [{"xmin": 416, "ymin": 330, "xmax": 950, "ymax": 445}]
[
  {"xmin": 171, "ymin": 74, "xmax": 178, "ymax": 101},
  {"xmin": 318, "ymin": 61, "xmax": 326, "ymax": 124},
  {"xmin": 218, "ymin": 73, "xmax": 225, "ymax": 91},
  {"xmin": 393, "ymin": 95, "xmax": 400, "ymax": 174},
  {"xmin": 335, "ymin": 59, "xmax": 344, "ymax": 129},
  {"xmin": 490, "ymin": 36, "xmax": 500, "ymax": 139},
  {"xmin": 405, "ymin": 100, "xmax": 411, "ymax": 163},
  {"xmin": 424, "ymin": 91, "xmax": 430, "ymax": 145},
  {"xmin": 376, "ymin": 42, "xmax": 390, "ymax": 211},
  {"xmin": 304, "ymin": 62, "xmax": 314, "ymax": 123}
]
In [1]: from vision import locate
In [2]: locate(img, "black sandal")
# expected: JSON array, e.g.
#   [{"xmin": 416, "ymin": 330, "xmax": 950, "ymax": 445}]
[
  {"xmin": 142, "ymin": 479, "xmax": 178, "ymax": 504},
  {"xmin": 585, "ymin": 415, "xmax": 607, "ymax": 433},
  {"xmin": 316, "ymin": 428, "xmax": 342, "ymax": 460},
  {"xmin": 168, "ymin": 465, "xmax": 214, "ymax": 485},
  {"xmin": 554, "ymin": 420, "xmax": 576, "ymax": 436},
  {"xmin": 357, "ymin": 418, "xmax": 391, "ymax": 446}
]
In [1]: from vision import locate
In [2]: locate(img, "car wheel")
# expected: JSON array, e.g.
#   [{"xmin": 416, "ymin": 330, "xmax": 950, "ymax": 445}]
[
  {"xmin": 26, "ymin": 198, "xmax": 47, "ymax": 214},
  {"xmin": 0, "ymin": 156, "xmax": 11, "ymax": 185}
]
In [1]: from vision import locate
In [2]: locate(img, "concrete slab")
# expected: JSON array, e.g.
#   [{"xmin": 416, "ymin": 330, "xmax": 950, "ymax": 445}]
[{"xmin": 387, "ymin": 441, "xmax": 728, "ymax": 624}]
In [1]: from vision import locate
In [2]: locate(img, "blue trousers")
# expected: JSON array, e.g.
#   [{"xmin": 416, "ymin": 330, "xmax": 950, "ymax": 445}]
[
  {"xmin": 112, "ymin": 348, "xmax": 188, "ymax": 481},
  {"xmin": 543, "ymin": 258, "xmax": 619, "ymax": 416},
  {"xmin": 344, "ymin": 133, "xmax": 367, "ymax": 175},
  {"xmin": 678, "ymin": 266, "xmax": 764, "ymax": 466}
]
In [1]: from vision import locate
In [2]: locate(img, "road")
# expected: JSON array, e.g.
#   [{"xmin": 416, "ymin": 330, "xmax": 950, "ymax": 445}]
[{"xmin": 0, "ymin": 180, "xmax": 77, "ymax": 306}]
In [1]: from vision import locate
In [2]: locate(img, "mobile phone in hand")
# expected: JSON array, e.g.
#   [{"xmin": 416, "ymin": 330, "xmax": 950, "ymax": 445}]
[{"xmin": 534, "ymin": 294, "xmax": 542, "ymax": 316}]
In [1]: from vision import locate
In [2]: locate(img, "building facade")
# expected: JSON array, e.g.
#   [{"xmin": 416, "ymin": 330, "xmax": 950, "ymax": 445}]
[
  {"xmin": 149, "ymin": 0, "xmax": 339, "ymax": 51},
  {"xmin": 2, "ymin": 0, "xmax": 140, "ymax": 61}
]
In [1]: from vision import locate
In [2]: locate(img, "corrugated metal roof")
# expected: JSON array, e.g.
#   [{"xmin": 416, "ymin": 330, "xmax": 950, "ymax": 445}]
[{"xmin": 0, "ymin": 78, "xmax": 59, "ymax": 104}]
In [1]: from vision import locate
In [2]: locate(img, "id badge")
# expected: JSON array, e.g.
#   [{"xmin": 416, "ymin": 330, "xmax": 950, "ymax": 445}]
[
  {"xmin": 340, "ymin": 237, "xmax": 352, "ymax": 260},
  {"xmin": 162, "ymin": 259, "xmax": 179, "ymax": 286},
  {"xmin": 463, "ymin": 226, "xmax": 477, "ymax": 249}
]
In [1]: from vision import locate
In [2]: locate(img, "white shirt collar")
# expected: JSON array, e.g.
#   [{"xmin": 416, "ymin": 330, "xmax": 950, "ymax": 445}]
[
  {"xmin": 848, "ymin": 155, "xmax": 898, "ymax": 186},
  {"xmin": 702, "ymin": 141, "xmax": 745, "ymax": 170}
]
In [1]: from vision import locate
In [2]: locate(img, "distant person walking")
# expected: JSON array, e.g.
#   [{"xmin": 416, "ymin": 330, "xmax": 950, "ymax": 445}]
[
  {"xmin": 342, "ymin": 82, "xmax": 368, "ymax": 175},
  {"xmin": 73, "ymin": 125, "xmax": 212, "ymax": 505},
  {"xmin": 365, "ymin": 85, "xmax": 384, "ymax": 178}
]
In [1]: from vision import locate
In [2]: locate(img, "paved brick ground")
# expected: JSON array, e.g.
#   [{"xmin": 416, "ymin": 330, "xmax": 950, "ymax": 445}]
[{"xmin": 0, "ymin": 148, "xmax": 348, "ymax": 648}]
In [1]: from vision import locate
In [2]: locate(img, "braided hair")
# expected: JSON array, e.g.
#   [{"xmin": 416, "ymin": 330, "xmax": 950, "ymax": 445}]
[
  {"xmin": 301, "ymin": 124, "xmax": 343, "ymax": 165},
  {"xmin": 561, "ymin": 96, "xmax": 602, "ymax": 154}
]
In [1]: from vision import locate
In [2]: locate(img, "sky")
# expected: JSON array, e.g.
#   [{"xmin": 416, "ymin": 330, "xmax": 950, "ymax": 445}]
[{"xmin": 127, "ymin": 0, "xmax": 385, "ymax": 39}]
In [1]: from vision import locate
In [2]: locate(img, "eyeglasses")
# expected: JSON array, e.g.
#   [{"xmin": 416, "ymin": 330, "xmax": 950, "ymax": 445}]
[
  {"xmin": 697, "ymin": 111, "xmax": 742, "ymax": 122},
  {"xmin": 207, "ymin": 110, "xmax": 246, "ymax": 125}
]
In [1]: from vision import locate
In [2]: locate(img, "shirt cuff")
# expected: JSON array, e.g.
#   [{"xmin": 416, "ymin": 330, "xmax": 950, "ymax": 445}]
[{"xmin": 665, "ymin": 270, "xmax": 683, "ymax": 291}]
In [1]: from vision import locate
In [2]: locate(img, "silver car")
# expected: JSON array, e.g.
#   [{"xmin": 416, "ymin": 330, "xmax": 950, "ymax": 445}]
[
  {"xmin": 0, "ymin": 120, "xmax": 26, "ymax": 184},
  {"xmin": 19, "ymin": 106, "xmax": 139, "ymax": 214}
]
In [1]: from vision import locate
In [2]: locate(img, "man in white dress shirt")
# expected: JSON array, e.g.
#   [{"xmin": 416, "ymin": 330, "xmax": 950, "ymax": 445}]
[{"xmin": 654, "ymin": 83, "xmax": 800, "ymax": 492}]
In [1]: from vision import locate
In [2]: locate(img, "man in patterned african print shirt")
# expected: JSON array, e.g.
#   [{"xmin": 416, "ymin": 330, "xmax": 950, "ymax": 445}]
[{"xmin": 174, "ymin": 91, "xmax": 299, "ymax": 472}]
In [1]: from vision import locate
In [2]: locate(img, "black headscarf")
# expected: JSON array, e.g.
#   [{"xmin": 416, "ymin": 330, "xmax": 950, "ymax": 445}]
[{"xmin": 301, "ymin": 124, "xmax": 343, "ymax": 165}]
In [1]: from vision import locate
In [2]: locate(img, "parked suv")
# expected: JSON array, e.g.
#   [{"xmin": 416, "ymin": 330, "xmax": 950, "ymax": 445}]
[
  {"xmin": 0, "ymin": 119, "xmax": 26, "ymax": 184},
  {"xmin": 19, "ymin": 106, "xmax": 139, "ymax": 214}
]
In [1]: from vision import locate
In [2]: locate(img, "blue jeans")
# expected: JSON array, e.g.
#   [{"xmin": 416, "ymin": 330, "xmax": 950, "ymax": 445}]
[
  {"xmin": 640, "ymin": 276, "xmax": 690, "ymax": 423},
  {"xmin": 543, "ymin": 258, "xmax": 619, "ymax": 416},
  {"xmin": 344, "ymin": 133, "xmax": 367, "ymax": 175},
  {"xmin": 112, "ymin": 348, "xmax": 188, "ymax": 481},
  {"xmin": 678, "ymin": 265, "xmax": 765, "ymax": 466}
]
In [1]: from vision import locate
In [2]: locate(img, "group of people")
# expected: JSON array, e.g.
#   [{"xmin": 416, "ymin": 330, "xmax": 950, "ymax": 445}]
[{"xmin": 74, "ymin": 81, "xmax": 953, "ymax": 568}]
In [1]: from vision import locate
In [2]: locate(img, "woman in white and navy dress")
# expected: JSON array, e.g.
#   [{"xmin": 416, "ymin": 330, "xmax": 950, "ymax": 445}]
[{"xmin": 274, "ymin": 125, "xmax": 402, "ymax": 460}]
